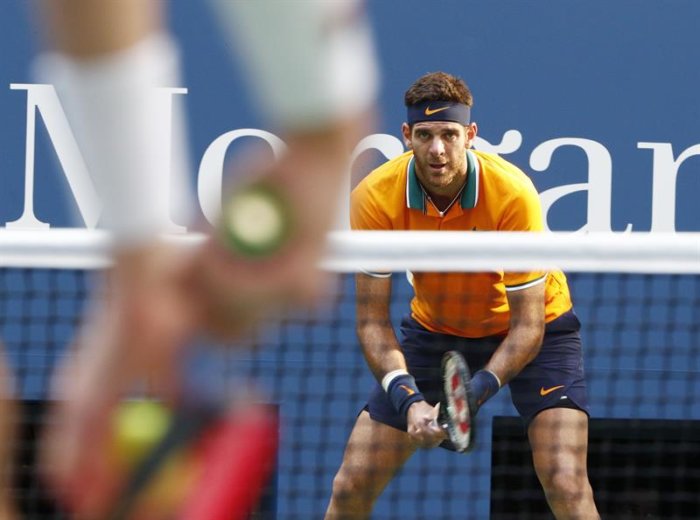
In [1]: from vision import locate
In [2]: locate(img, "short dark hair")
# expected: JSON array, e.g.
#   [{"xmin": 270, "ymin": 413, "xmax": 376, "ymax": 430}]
[{"xmin": 404, "ymin": 71, "xmax": 473, "ymax": 107}]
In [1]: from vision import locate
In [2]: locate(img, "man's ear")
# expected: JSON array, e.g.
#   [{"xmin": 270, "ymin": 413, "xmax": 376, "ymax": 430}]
[
  {"xmin": 465, "ymin": 122, "xmax": 478, "ymax": 148},
  {"xmin": 401, "ymin": 122, "xmax": 412, "ymax": 149}
]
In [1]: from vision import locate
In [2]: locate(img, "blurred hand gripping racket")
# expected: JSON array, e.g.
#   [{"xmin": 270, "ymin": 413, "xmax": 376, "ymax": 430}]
[{"xmin": 65, "ymin": 399, "xmax": 278, "ymax": 520}]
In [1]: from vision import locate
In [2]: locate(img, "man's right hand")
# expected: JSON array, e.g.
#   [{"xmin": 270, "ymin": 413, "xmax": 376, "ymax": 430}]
[{"xmin": 406, "ymin": 402, "xmax": 446, "ymax": 448}]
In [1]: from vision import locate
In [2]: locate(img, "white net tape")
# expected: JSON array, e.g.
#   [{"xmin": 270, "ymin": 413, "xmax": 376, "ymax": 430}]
[{"xmin": 0, "ymin": 229, "xmax": 698, "ymax": 273}]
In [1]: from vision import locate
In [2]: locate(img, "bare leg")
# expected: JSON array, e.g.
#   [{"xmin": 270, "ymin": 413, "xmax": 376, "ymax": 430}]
[
  {"xmin": 325, "ymin": 411, "xmax": 416, "ymax": 519},
  {"xmin": 529, "ymin": 407, "xmax": 600, "ymax": 520},
  {"xmin": 0, "ymin": 352, "xmax": 18, "ymax": 519}
]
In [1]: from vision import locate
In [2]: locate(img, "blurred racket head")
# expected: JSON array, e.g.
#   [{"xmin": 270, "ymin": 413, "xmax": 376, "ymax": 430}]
[{"xmin": 440, "ymin": 351, "xmax": 475, "ymax": 453}]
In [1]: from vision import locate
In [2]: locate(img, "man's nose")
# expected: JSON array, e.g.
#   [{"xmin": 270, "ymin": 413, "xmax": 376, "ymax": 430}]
[{"xmin": 429, "ymin": 137, "xmax": 445, "ymax": 156}]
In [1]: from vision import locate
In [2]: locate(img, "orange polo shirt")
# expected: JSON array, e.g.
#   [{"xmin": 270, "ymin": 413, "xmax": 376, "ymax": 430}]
[{"xmin": 351, "ymin": 149, "xmax": 572, "ymax": 338}]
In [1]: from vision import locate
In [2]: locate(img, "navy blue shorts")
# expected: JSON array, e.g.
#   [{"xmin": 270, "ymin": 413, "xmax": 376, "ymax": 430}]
[{"xmin": 364, "ymin": 310, "xmax": 589, "ymax": 433}]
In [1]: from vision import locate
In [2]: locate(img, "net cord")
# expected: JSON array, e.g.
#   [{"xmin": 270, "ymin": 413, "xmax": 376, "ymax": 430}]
[{"xmin": 0, "ymin": 229, "xmax": 698, "ymax": 274}]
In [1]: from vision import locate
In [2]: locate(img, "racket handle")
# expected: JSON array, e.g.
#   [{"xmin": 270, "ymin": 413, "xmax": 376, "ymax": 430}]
[{"xmin": 429, "ymin": 419, "xmax": 450, "ymax": 431}]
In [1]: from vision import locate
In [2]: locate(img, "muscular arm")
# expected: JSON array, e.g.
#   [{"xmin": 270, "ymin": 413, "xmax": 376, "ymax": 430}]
[
  {"xmin": 355, "ymin": 273, "xmax": 444, "ymax": 447},
  {"xmin": 355, "ymin": 274, "xmax": 406, "ymax": 379},
  {"xmin": 484, "ymin": 282, "xmax": 546, "ymax": 385}
]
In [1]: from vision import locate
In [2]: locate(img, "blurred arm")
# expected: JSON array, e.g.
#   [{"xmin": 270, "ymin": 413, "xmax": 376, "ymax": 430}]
[{"xmin": 35, "ymin": 0, "xmax": 161, "ymax": 56}]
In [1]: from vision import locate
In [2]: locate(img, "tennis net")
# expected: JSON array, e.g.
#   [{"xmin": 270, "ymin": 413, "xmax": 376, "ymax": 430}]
[{"xmin": 1, "ymin": 230, "xmax": 699, "ymax": 519}]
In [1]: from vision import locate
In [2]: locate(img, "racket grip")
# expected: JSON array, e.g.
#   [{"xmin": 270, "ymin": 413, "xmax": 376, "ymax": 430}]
[{"xmin": 430, "ymin": 419, "xmax": 450, "ymax": 433}]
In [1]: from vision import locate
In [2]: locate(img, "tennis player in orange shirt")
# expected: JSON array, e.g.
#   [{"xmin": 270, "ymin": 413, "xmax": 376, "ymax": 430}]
[{"xmin": 325, "ymin": 72, "xmax": 599, "ymax": 520}]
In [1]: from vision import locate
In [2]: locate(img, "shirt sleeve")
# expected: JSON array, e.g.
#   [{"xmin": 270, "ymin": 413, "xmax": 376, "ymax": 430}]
[
  {"xmin": 350, "ymin": 181, "xmax": 393, "ymax": 277},
  {"xmin": 499, "ymin": 180, "xmax": 548, "ymax": 291},
  {"xmin": 350, "ymin": 183, "xmax": 392, "ymax": 231}
]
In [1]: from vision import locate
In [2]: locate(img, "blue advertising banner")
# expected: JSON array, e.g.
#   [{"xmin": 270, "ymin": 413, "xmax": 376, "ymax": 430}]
[{"xmin": 1, "ymin": 1, "xmax": 698, "ymax": 232}]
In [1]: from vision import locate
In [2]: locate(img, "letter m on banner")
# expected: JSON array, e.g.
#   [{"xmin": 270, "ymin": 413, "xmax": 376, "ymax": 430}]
[{"xmin": 8, "ymin": 83, "xmax": 100, "ymax": 230}]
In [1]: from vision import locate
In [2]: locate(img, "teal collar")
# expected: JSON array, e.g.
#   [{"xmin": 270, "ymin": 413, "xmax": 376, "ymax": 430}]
[{"xmin": 406, "ymin": 150, "xmax": 479, "ymax": 212}]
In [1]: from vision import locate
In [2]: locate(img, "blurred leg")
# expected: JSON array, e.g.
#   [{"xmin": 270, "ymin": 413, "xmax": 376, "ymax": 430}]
[{"xmin": 0, "ymin": 351, "xmax": 17, "ymax": 519}]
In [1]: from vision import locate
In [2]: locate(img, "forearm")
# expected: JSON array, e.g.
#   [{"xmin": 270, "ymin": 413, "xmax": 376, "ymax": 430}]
[
  {"xmin": 357, "ymin": 321, "xmax": 446, "ymax": 447},
  {"xmin": 485, "ymin": 323, "xmax": 544, "ymax": 385},
  {"xmin": 357, "ymin": 319, "xmax": 430, "ymax": 422},
  {"xmin": 357, "ymin": 320, "xmax": 408, "ymax": 383},
  {"xmin": 465, "ymin": 320, "xmax": 544, "ymax": 414},
  {"xmin": 35, "ymin": 0, "xmax": 161, "ymax": 57},
  {"xmin": 355, "ymin": 273, "xmax": 428, "ymax": 419}
]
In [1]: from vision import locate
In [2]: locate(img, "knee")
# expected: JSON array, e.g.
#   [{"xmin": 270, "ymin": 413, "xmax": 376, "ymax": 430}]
[
  {"xmin": 538, "ymin": 465, "xmax": 592, "ymax": 505},
  {"xmin": 329, "ymin": 468, "xmax": 376, "ymax": 515},
  {"xmin": 331, "ymin": 469, "xmax": 366, "ymax": 501}
]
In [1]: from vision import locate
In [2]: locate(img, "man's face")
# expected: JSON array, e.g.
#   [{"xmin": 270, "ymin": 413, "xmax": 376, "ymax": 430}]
[{"xmin": 402, "ymin": 121, "xmax": 477, "ymax": 196}]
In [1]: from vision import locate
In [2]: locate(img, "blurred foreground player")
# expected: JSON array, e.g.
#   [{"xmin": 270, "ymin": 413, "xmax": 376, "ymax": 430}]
[{"xmin": 32, "ymin": 0, "xmax": 378, "ymax": 517}]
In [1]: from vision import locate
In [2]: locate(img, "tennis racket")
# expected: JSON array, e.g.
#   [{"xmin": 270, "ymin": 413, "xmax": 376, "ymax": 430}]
[
  {"xmin": 439, "ymin": 350, "xmax": 475, "ymax": 453},
  {"xmin": 107, "ymin": 399, "xmax": 278, "ymax": 520}
]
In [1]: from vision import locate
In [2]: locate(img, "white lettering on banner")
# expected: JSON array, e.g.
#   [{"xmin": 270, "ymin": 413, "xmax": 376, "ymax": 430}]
[
  {"xmin": 3, "ymin": 83, "xmax": 696, "ymax": 232},
  {"xmin": 7, "ymin": 84, "xmax": 190, "ymax": 233},
  {"xmin": 638, "ymin": 142, "xmax": 700, "ymax": 232},
  {"xmin": 530, "ymin": 137, "xmax": 632, "ymax": 232},
  {"xmin": 152, "ymin": 87, "xmax": 190, "ymax": 235},
  {"xmin": 7, "ymin": 83, "xmax": 99, "ymax": 230},
  {"xmin": 474, "ymin": 130, "xmax": 523, "ymax": 155},
  {"xmin": 197, "ymin": 129, "xmax": 286, "ymax": 225}
]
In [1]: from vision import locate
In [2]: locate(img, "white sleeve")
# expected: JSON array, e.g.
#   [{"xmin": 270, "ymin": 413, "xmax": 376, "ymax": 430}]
[{"xmin": 209, "ymin": 0, "xmax": 379, "ymax": 130}]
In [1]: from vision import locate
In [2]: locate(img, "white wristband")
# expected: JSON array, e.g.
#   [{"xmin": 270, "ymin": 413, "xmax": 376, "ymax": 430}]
[
  {"xmin": 381, "ymin": 369, "xmax": 410, "ymax": 393},
  {"xmin": 484, "ymin": 369, "xmax": 502, "ymax": 389}
]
